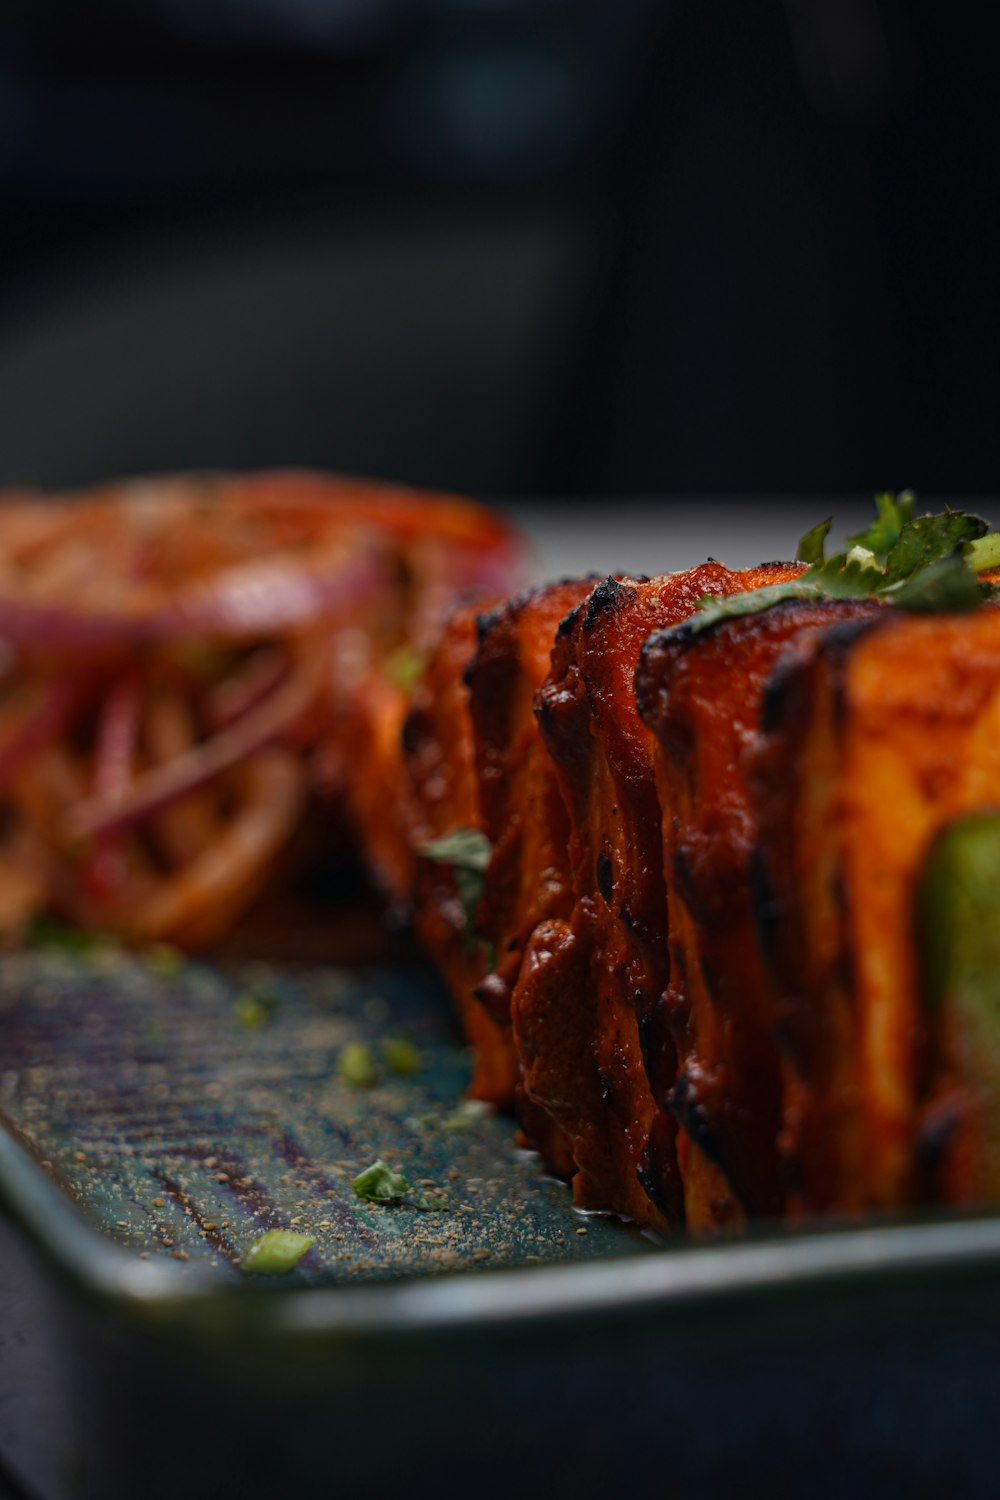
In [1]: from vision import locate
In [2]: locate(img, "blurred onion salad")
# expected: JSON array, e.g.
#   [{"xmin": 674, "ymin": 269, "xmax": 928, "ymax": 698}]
[{"xmin": 0, "ymin": 471, "xmax": 519, "ymax": 948}]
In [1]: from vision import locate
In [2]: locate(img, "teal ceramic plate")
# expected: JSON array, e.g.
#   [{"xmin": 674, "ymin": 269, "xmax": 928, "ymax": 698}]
[{"xmin": 4, "ymin": 947, "xmax": 1000, "ymax": 1500}]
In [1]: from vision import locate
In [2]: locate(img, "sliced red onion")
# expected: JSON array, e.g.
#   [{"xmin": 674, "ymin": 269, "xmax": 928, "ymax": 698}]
[
  {"xmin": 0, "ymin": 680, "xmax": 84, "ymax": 788},
  {"xmin": 148, "ymin": 546, "xmax": 385, "ymax": 642},
  {"xmin": 0, "ymin": 600, "xmax": 139, "ymax": 654},
  {"xmin": 204, "ymin": 647, "xmax": 289, "ymax": 730},
  {"xmin": 93, "ymin": 675, "xmax": 140, "ymax": 799},
  {"xmin": 0, "ymin": 547, "xmax": 386, "ymax": 657},
  {"xmin": 83, "ymin": 675, "xmax": 142, "ymax": 906},
  {"xmin": 69, "ymin": 648, "xmax": 326, "ymax": 841}
]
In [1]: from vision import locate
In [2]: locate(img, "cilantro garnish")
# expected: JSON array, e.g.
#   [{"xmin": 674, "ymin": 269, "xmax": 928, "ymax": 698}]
[
  {"xmin": 881, "ymin": 508, "xmax": 987, "ymax": 585},
  {"xmin": 690, "ymin": 493, "xmax": 996, "ymax": 634},
  {"xmin": 351, "ymin": 1159, "xmax": 448, "ymax": 1211},
  {"xmin": 890, "ymin": 554, "xmax": 984, "ymax": 613},
  {"xmin": 350, "ymin": 1158, "xmax": 446, "ymax": 1206},
  {"xmin": 414, "ymin": 1192, "xmax": 449, "ymax": 1212},
  {"xmin": 844, "ymin": 489, "xmax": 915, "ymax": 562},
  {"xmin": 416, "ymin": 827, "xmax": 492, "ymax": 932},
  {"xmin": 796, "ymin": 516, "xmax": 833, "ymax": 565},
  {"xmin": 352, "ymin": 1159, "xmax": 411, "ymax": 1202}
]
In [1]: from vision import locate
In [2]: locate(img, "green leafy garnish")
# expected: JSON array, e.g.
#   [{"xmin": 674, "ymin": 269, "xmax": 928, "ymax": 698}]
[
  {"xmin": 417, "ymin": 827, "xmax": 492, "ymax": 932},
  {"xmin": 352, "ymin": 1159, "xmax": 410, "ymax": 1202},
  {"xmin": 882, "ymin": 509, "xmax": 987, "ymax": 585},
  {"xmin": 339, "ymin": 1041, "xmax": 379, "ymax": 1088},
  {"xmin": 795, "ymin": 517, "xmax": 832, "ymax": 565},
  {"xmin": 413, "ymin": 1191, "xmax": 449, "ymax": 1212},
  {"xmin": 232, "ymin": 990, "xmax": 278, "ymax": 1030},
  {"xmin": 241, "ymin": 1229, "xmax": 316, "ymax": 1275},
  {"xmin": 25, "ymin": 915, "xmax": 112, "ymax": 956},
  {"xmin": 889, "ymin": 553, "xmax": 985, "ymax": 613},
  {"xmin": 143, "ymin": 943, "xmax": 185, "ymax": 980},
  {"xmin": 351, "ymin": 1158, "xmax": 446, "ymax": 1211},
  {"xmin": 691, "ymin": 494, "xmax": 996, "ymax": 634},
  {"xmin": 383, "ymin": 645, "xmax": 427, "ymax": 692},
  {"xmin": 418, "ymin": 827, "xmax": 492, "ymax": 874},
  {"xmin": 383, "ymin": 1036, "xmax": 421, "ymax": 1076},
  {"xmin": 845, "ymin": 489, "xmax": 915, "ymax": 562},
  {"xmin": 442, "ymin": 1098, "xmax": 492, "ymax": 1132}
]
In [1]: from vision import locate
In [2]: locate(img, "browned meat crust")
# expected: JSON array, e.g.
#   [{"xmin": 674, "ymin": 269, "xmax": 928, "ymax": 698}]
[
  {"xmin": 20, "ymin": 474, "xmax": 1000, "ymax": 1234},
  {"xmin": 521, "ymin": 562, "xmax": 806, "ymax": 1227},
  {"xmin": 463, "ymin": 578, "xmax": 601, "ymax": 1158},
  {"xmin": 748, "ymin": 605, "xmax": 1000, "ymax": 1215},
  {"xmin": 637, "ymin": 596, "xmax": 880, "ymax": 1228},
  {"xmin": 330, "ymin": 671, "xmax": 414, "ymax": 907},
  {"xmin": 466, "ymin": 584, "xmax": 598, "ymax": 999},
  {"xmin": 403, "ymin": 602, "xmax": 519, "ymax": 1105}
]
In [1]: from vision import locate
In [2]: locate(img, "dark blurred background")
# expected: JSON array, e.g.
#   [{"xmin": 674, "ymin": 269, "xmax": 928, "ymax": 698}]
[{"xmin": 0, "ymin": 0, "xmax": 997, "ymax": 499}]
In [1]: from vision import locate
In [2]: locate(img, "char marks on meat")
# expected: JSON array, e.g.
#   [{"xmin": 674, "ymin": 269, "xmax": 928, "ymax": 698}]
[
  {"xmin": 637, "ymin": 595, "xmax": 879, "ymax": 1227},
  {"xmin": 522, "ymin": 562, "xmax": 804, "ymax": 1227},
  {"xmin": 15, "ymin": 475, "xmax": 1000, "ymax": 1237},
  {"xmin": 749, "ymin": 604, "xmax": 1000, "ymax": 1214},
  {"xmin": 404, "ymin": 601, "xmax": 518, "ymax": 1106}
]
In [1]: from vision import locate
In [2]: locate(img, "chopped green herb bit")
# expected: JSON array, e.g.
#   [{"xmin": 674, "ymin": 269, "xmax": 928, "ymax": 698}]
[
  {"xmin": 143, "ymin": 942, "xmax": 185, "ymax": 979},
  {"xmin": 418, "ymin": 827, "xmax": 492, "ymax": 872},
  {"xmin": 241, "ymin": 1229, "xmax": 316, "ymax": 1275},
  {"xmin": 339, "ymin": 1041, "xmax": 379, "ymax": 1087},
  {"xmin": 413, "ymin": 1192, "xmax": 449, "ymax": 1212},
  {"xmin": 443, "ymin": 1098, "xmax": 492, "ymax": 1132},
  {"xmin": 967, "ymin": 532, "xmax": 1000, "ymax": 573},
  {"xmin": 383, "ymin": 1036, "xmax": 421, "ymax": 1076},
  {"xmin": 25, "ymin": 915, "xmax": 112, "ymax": 955},
  {"xmin": 232, "ymin": 992, "xmax": 276, "ymax": 1030},
  {"xmin": 691, "ymin": 494, "xmax": 996, "ymax": 634},
  {"xmin": 417, "ymin": 827, "xmax": 492, "ymax": 932},
  {"xmin": 352, "ymin": 1159, "xmax": 410, "ymax": 1202},
  {"xmin": 383, "ymin": 645, "xmax": 427, "ymax": 692}
]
